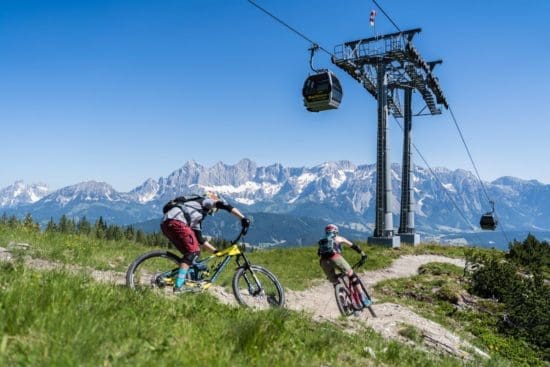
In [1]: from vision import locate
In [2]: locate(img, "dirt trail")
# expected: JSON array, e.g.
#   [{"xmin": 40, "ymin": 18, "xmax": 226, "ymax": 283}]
[
  {"xmin": 286, "ymin": 255, "xmax": 488, "ymax": 359},
  {"xmin": 0, "ymin": 245, "xmax": 487, "ymax": 360}
]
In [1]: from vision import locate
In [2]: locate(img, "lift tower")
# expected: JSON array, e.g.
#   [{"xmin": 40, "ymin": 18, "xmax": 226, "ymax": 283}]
[{"xmin": 332, "ymin": 28, "xmax": 448, "ymax": 247}]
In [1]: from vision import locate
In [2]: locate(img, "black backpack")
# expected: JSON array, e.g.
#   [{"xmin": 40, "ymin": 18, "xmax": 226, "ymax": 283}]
[
  {"xmin": 162, "ymin": 195, "xmax": 203, "ymax": 214},
  {"xmin": 318, "ymin": 237, "xmax": 336, "ymax": 257}
]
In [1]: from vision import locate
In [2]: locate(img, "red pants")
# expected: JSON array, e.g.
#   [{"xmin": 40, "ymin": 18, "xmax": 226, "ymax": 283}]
[{"xmin": 160, "ymin": 219, "xmax": 200, "ymax": 254}]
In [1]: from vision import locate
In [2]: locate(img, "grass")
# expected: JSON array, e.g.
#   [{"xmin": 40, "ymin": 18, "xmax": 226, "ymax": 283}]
[
  {"xmin": 1, "ymin": 224, "xmax": 545, "ymax": 365},
  {"xmin": 0, "ymin": 225, "xmax": 486, "ymax": 292},
  {"xmin": 374, "ymin": 262, "xmax": 545, "ymax": 366},
  {"xmin": 399, "ymin": 324, "xmax": 423, "ymax": 343},
  {"xmin": 0, "ymin": 262, "xmax": 471, "ymax": 367}
]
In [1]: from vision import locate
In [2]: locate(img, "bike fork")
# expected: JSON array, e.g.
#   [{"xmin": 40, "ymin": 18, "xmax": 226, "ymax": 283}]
[{"xmin": 242, "ymin": 268, "xmax": 264, "ymax": 296}]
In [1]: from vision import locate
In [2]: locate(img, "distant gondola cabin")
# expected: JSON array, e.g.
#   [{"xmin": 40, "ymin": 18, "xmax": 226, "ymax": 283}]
[
  {"xmin": 480, "ymin": 213, "xmax": 498, "ymax": 230},
  {"xmin": 302, "ymin": 71, "xmax": 343, "ymax": 112}
]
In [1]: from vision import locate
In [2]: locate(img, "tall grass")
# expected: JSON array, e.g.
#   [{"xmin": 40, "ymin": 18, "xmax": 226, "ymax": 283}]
[{"xmin": 0, "ymin": 263, "xmax": 469, "ymax": 367}]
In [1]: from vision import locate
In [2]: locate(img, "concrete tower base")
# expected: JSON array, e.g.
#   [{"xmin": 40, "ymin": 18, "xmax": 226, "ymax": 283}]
[
  {"xmin": 368, "ymin": 236, "xmax": 401, "ymax": 248},
  {"xmin": 399, "ymin": 233, "xmax": 420, "ymax": 246}
]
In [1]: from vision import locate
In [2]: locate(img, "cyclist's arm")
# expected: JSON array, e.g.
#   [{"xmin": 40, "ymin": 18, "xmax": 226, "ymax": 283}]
[
  {"xmin": 201, "ymin": 240, "xmax": 218, "ymax": 253},
  {"xmin": 215, "ymin": 200, "xmax": 245, "ymax": 220},
  {"xmin": 215, "ymin": 200, "xmax": 246, "ymax": 220},
  {"xmin": 337, "ymin": 236, "xmax": 366, "ymax": 256},
  {"xmin": 193, "ymin": 228, "xmax": 218, "ymax": 253}
]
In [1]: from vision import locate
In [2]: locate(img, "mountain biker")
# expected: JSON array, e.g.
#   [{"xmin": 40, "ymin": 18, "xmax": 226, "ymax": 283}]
[
  {"xmin": 160, "ymin": 191, "xmax": 251, "ymax": 292},
  {"xmin": 318, "ymin": 224, "xmax": 371, "ymax": 307}
]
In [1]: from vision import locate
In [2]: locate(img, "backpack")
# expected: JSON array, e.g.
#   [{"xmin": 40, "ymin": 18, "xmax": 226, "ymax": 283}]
[
  {"xmin": 162, "ymin": 195, "xmax": 203, "ymax": 214},
  {"xmin": 318, "ymin": 237, "xmax": 336, "ymax": 257}
]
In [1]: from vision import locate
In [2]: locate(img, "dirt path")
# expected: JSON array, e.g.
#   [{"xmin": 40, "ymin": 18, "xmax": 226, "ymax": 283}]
[
  {"xmin": 0, "ymin": 245, "xmax": 487, "ymax": 360},
  {"xmin": 286, "ymin": 255, "xmax": 488, "ymax": 359}
]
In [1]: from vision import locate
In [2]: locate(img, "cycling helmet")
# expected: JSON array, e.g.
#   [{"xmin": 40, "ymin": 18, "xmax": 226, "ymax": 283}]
[
  {"xmin": 204, "ymin": 191, "xmax": 220, "ymax": 201},
  {"xmin": 203, "ymin": 191, "xmax": 220, "ymax": 215},
  {"xmin": 325, "ymin": 224, "xmax": 339, "ymax": 234}
]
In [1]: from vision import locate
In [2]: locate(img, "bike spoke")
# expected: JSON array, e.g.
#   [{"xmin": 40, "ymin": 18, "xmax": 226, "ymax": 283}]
[
  {"xmin": 127, "ymin": 251, "xmax": 180, "ymax": 292},
  {"xmin": 232, "ymin": 266, "xmax": 284, "ymax": 309}
]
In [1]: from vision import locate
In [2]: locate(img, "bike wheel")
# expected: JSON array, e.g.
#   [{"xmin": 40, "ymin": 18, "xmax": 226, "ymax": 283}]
[
  {"xmin": 356, "ymin": 277, "xmax": 377, "ymax": 318},
  {"xmin": 232, "ymin": 265, "xmax": 285, "ymax": 309},
  {"xmin": 126, "ymin": 250, "xmax": 180, "ymax": 291},
  {"xmin": 334, "ymin": 282, "xmax": 355, "ymax": 317}
]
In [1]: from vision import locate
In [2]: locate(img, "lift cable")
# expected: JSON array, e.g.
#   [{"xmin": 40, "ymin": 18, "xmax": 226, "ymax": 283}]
[
  {"xmin": 371, "ymin": 0, "xmax": 402, "ymax": 33},
  {"xmin": 248, "ymin": 0, "xmax": 511, "ymax": 245},
  {"xmin": 392, "ymin": 117, "xmax": 486, "ymax": 245},
  {"xmin": 448, "ymin": 106, "xmax": 510, "ymax": 243},
  {"xmin": 448, "ymin": 107, "xmax": 491, "ymax": 203},
  {"xmin": 374, "ymin": 0, "xmax": 511, "ymax": 244},
  {"xmin": 246, "ymin": 0, "xmax": 333, "ymax": 56}
]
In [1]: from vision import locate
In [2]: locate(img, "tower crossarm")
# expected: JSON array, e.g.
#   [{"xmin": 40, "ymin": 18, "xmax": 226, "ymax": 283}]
[
  {"xmin": 332, "ymin": 28, "xmax": 448, "ymax": 115},
  {"xmin": 333, "ymin": 58, "xmax": 403, "ymax": 117}
]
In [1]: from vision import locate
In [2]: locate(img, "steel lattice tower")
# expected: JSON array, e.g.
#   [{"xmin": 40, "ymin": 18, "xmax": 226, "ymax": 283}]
[{"xmin": 332, "ymin": 28, "xmax": 448, "ymax": 247}]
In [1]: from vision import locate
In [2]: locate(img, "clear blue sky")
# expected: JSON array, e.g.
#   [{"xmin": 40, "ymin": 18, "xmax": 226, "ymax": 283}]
[{"xmin": 1, "ymin": 0, "xmax": 549, "ymax": 191}]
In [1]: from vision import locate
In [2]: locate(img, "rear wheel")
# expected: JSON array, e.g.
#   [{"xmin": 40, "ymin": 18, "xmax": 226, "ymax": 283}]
[
  {"xmin": 232, "ymin": 265, "xmax": 285, "ymax": 309},
  {"xmin": 126, "ymin": 250, "xmax": 180, "ymax": 291}
]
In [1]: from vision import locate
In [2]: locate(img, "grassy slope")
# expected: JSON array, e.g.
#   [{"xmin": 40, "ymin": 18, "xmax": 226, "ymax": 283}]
[
  {"xmin": 0, "ymin": 226, "xmax": 473, "ymax": 291},
  {"xmin": 0, "ymin": 263, "xmax": 469, "ymax": 367},
  {"xmin": 0, "ymin": 225, "xmax": 539, "ymax": 366}
]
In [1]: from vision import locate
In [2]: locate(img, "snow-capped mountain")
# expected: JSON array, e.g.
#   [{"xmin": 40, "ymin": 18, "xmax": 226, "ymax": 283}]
[
  {"xmin": 8, "ymin": 181, "xmax": 156, "ymax": 225},
  {"xmin": 39, "ymin": 181, "xmax": 131, "ymax": 206},
  {"xmin": 0, "ymin": 180, "xmax": 49, "ymax": 207},
  {"xmin": 2, "ymin": 159, "xmax": 550, "ymax": 243}
]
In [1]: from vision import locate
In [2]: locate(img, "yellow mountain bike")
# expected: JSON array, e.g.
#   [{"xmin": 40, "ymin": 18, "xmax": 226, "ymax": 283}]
[{"xmin": 126, "ymin": 226, "xmax": 285, "ymax": 309}]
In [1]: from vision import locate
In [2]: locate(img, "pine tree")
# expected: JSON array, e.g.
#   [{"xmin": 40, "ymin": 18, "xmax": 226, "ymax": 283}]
[
  {"xmin": 0, "ymin": 212, "xmax": 8, "ymax": 225},
  {"xmin": 125, "ymin": 225, "xmax": 135, "ymax": 241},
  {"xmin": 59, "ymin": 215, "xmax": 72, "ymax": 233},
  {"xmin": 94, "ymin": 217, "xmax": 107, "ymax": 239},
  {"xmin": 77, "ymin": 216, "xmax": 91, "ymax": 235},
  {"xmin": 136, "ymin": 229, "xmax": 146, "ymax": 244},
  {"xmin": 22, "ymin": 213, "xmax": 39, "ymax": 232},
  {"xmin": 46, "ymin": 217, "xmax": 58, "ymax": 232},
  {"xmin": 7, "ymin": 215, "xmax": 19, "ymax": 228}
]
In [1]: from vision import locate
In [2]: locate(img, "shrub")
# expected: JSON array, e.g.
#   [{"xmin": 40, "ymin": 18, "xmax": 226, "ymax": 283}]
[
  {"xmin": 507, "ymin": 233, "xmax": 550, "ymax": 276},
  {"xmin": 466, "ymin": 235, "xmax": 550, "ymax": 361}
]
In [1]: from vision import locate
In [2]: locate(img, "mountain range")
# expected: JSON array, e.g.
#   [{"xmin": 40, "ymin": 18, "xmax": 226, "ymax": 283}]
[{"xmin": 2, "ymin": 159, "xmax": 550, "ymax": 247}]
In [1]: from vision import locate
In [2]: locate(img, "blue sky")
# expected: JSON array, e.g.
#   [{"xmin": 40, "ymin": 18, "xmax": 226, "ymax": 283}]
[{"xmin": 1, "ymin": 0, "xmax": 549, "ymax": 191}]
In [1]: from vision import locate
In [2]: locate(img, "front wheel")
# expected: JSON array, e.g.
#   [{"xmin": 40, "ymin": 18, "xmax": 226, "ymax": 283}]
[
  {"xmin": 334, "ymin": 282, "xmax": 355, "ymax": 316},
  {"xmin": 232, "ymin": 265, "xmax": 285, "ymax": 309},
  {"xmin": 334, "ymin": 276, "xmax": 377, "ymax": 318},
  {"xmin": 126, "ymin": 250, "xmax": 181, "ymax": 291},
  {"xmin": 356, "ymin": 276, "xmax": 377, "ymax": 317}
]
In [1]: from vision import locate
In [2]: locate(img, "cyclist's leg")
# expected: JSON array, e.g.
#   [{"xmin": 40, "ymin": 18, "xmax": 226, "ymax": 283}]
[
  {"xmin": 161, "ymin": 220, "xmax": 200, "ymax": 290},
  {"xmin": 319, "ymin": 257, "xmax": 339, "ymax": 285},
  {"xmin": 346, "ymin": 272, "xmax": 371, "ymax": 307},
  {"xmin": 330, "ymin": 254, "xmax": 353, "ymax": 277}
]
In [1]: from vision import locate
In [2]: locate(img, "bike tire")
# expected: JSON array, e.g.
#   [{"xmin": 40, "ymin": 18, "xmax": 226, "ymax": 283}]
[
  {"xmin": 126, "ymin": 250, "xmax": 181, "ymax": 290},
  {"xmin": 334, "ymin": 282, "xmax": 355, "ymax": 317},
  {"xmin": 232, "ymin": 265, "xmax": 285, "ymax": 309},
  {"xmin": 356, "ymin": 276, "xmax": 377, "ymax": 318}
]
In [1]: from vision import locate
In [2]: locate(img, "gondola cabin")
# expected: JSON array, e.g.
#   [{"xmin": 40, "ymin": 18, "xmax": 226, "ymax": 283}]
[
  {"xmin": 302, "ymin": 71, "xmax": 343, "ymax": 112},
  {"xmin": 480, "ymin": 212, "xmax": 498, "ymax": 230}
]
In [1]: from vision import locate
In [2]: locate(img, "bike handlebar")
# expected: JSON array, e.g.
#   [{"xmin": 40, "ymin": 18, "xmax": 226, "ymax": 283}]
[
  {"xmin": 352, "ymin": 255, "xmax": 368, "ymax": 270},
  {"xmin": 231, "ymin": 225, "xmax": 249, "ymax": 245}
]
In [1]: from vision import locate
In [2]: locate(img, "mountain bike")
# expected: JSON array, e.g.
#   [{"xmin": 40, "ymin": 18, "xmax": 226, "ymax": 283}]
[
  {"xmin": 334, "ymin": 259, "xmax": 376, "ymax": 317},
  {"xmin": 126, "ymin": 226, "xmax": 285, "ymax": 309}
]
